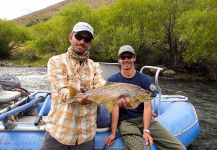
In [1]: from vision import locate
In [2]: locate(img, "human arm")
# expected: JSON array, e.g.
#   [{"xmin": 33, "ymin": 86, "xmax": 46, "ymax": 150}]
[
  {"xmin": 143, "ymin": 101, "xmax": 153, "ymax": 146},
  {"xmin": 93, "ymin": 62, "xmax": 107, "ymax": 89},
  {"xmin": 78, "ymin": 62, "xmax": 106, "ymax": 105},
  {"xmin": 48, "ymin": 56, "xmax": 90, "ymax": 104},
  {"xmin": 105, "ymin": 104, "xmax": 119, "ymax": 146},
  {"xmin": 47, "ymin": 57, "xmax": 70, "ymax": 102},
  {"xmin": 71, "ymin": 62, "xmax": 106, "ymax": 105}
]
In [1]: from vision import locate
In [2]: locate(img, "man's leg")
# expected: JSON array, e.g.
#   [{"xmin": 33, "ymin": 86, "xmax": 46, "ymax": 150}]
[
  {"xmin": 70, "ymin": 140, "xmax": 94, "ymax": 150},
  {"xmin": 42, "ymin": 132, "xmax": 70, "ymax": 150},
  {"xmin": 150, "ymin": 120, "xmax": 186, "ymax": 150},
  {"xmin": 119, "ymin": 119, "xmax": 144, "ymax": 150},
  {"xmin": 42, "ymin": 132, "xmax": 94, "ymax": 150}
]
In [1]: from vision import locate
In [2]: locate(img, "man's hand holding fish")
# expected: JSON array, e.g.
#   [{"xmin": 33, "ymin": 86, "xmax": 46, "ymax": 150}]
[
  {"xmin": 118, "ymin": 96, "xmax": 132, "ymax": 108},
  {"xmin": 67, "ymin": 82, "xmax": 152, "ymax": 112}
]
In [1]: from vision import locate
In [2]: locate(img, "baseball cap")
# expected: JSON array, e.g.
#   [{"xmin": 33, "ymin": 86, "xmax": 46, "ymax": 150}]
[
  {"xmin": 72, "ymin": 22, "xmax": 94, "ymax": 38},
  {"xmin": 118, "ymin": 45, "xmax": 136, "ymax": 56}
]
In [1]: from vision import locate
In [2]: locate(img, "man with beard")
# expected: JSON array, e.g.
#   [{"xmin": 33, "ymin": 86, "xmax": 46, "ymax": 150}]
[{"xmin": 42, "ymin": 22, "xmax": 106, "ymax": 150}]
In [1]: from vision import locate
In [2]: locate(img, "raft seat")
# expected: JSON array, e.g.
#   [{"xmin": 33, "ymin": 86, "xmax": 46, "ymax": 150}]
[{"xmin": 0, "ymin": 90, "xmax": 21, "ymax": 103}]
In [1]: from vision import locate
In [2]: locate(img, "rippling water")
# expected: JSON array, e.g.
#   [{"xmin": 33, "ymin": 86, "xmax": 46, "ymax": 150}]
[
  {"xmin": 159, "ymin": 79, "xmax": 217, "ymax": 150},
  {"xmin": 0, "ymin": 67, "xmax": 216, "ymax": 150},
  {"xmin": 0, "ymin": 67, "xmax": 50, "ymax": 91}
]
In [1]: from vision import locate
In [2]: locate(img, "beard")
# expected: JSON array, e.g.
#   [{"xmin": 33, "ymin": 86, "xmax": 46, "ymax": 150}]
[{"xmin": 72, "ymin": 43, "xmax": 89, "ymax": 55}]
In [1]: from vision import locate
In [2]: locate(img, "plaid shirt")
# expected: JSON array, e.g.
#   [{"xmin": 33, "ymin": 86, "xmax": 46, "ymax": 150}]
[{"xmin": 46, "ymin": 50, "xmax": 106, "ymax": 145}]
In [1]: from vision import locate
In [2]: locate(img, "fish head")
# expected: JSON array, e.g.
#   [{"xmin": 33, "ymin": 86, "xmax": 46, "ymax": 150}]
[
  {"xmin": 135, "ymin": 90, "xmax": 152, "ymax": 103},
  {"xmin": 129, "ymin": 98, "xmax": 140, "ymax": 109},
  {"xmin": 127, "ymin": 91, "xmax": 151, "ymax": 109}
]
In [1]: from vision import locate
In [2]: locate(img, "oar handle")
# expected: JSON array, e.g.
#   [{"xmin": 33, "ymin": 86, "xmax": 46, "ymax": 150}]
[
  {"xmin": 34, "ymin": 94, "xmax": 51, "ymax": 126},
  {"xmin": 0, "ymin": 95, "xmax": 45, "ymax": 121},
  {"xmin": 34, "ymin": 116, "xmax": 42, "ymax": 126},
  {"xmin": 0, "ymin": 91, "xmax": 39, "ymax": 114}
]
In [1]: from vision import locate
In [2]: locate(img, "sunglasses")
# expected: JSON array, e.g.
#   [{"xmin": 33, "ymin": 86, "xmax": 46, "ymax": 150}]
[
  {"xmin": 74, "ymin": 33, "xmax": 92, "ymax": 43},
  {"xmin": 119, "ymin": 54, "xmax": 134, "ymax": 60}
]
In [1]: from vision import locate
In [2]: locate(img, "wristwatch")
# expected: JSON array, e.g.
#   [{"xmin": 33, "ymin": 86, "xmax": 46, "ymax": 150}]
[{"xmin": 143, "ymin": 129, "xmax": 151, "ymax": 134}]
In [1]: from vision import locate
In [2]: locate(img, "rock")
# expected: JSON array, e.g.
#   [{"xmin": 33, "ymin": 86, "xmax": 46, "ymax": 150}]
[
  {"xmin": 0, "ymin": 62, "xmax": 7, "ymax": 66},
  {"xmin": 156, "ymin": 65, "xmax": 167, "ymax": 75},
  {"xmin": 140, "ymin": 65, "xmax": 166, "ymax": 76},
  {"xmin": 162, "ymin": 69, "xmax": 176, "ymax": 77},
  {"xmin": 207, "ymin": 62, "xmax": 217, "ymax": 81}
]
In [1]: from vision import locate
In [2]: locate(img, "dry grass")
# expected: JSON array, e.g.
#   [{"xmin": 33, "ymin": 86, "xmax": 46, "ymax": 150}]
[{"xmin": 13, "ymin": 0, "xmax": 115, "ymax": 26}]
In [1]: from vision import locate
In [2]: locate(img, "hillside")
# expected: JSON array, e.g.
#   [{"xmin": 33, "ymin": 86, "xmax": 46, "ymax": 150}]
[{"xmin": 13, "ymin": 0, "xmax": 114, "ymax": 26}]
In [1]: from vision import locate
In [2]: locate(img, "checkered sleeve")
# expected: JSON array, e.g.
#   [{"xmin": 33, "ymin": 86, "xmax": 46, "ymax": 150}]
[
  {"xmin": 93, "ymin": 62, "xmax": 106, "ymax": 88},
  {"xmin": 47, "ymin": 55, "xmax": 69, "ymax": 92}
]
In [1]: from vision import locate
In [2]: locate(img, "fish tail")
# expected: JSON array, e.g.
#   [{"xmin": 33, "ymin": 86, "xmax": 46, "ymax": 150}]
[
  {"xmin": 92, "ymin": 97, "xmax": 107, "ymax": 104},
  {"xmin": 68, "ymin": 86, "xmax": 78, "ymax": 97}
]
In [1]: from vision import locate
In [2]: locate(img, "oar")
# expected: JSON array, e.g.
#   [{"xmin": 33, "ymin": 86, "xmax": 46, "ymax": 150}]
[
  {"xmin": 0, "ymin": 94, "xmax": 49, "ymax": 121},
  {"xmin": 0, "ymin": 91, "xmax": 38, "ymax": 115},
  {"xmin": 34, "ymin": 94, "xmax": 51, "ymax": 126}
]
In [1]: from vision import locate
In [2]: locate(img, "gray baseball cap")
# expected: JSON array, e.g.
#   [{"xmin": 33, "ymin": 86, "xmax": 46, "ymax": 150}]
[
  {"xmin": 118, "ymin": 45, "xmax": 136, "ymax": 56},
  {"xmin": 72, "ymin": 22, "xmax": 94, "ymax": 37}
]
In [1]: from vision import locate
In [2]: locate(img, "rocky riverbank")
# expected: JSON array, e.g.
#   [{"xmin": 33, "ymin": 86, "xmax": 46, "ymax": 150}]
[
  {"xmin": 141, "ymin": 66, "xmax": 210, "ymax": 82},
  {"xmin": 0, "ymin": 61, "xmax": 215, "ymax": 82}
]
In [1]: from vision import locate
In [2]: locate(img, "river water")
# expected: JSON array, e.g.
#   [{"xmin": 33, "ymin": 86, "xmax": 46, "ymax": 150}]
[{"xmin": 0, "ymin": 67, "xmax": 216, "ymax": 150}]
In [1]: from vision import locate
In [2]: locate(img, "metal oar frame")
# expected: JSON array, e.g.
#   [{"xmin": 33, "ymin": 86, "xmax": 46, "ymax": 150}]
[
  {"xmin": 0, "ymin": 91, "xmax": 51, "ymax": 130},
  {"xmin": 140, "ymin": 66, "xmax": 163, "ymax": 116}
]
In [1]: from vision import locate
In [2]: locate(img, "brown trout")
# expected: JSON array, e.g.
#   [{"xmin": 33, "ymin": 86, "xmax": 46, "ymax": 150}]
[{"xmin": 68, "ymin": 82, "xmax": 151, "ymax": 112}]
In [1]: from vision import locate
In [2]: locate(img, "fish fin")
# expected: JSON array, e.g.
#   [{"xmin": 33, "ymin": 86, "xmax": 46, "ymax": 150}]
[
  {"xmin": 129, "ymin": 100, "xmax": 140, "ymax": 109},
  {"xmin": 103, "ymin": 82, "xmax": 115, "ymax": 87},
  {"xmin": 135, "ymin": 95, "xmax": 151, "ymax": 102},
  {"xmin": 68, "ymin": 86, "xmax": 78, "ymax": 97},
  {"xmin": 89, "ymin": 96, "xmax": 111, "ymax": 104},
  {"xmin": 105, "ymin": 100, "xmax": 117, "ymax": 112}
]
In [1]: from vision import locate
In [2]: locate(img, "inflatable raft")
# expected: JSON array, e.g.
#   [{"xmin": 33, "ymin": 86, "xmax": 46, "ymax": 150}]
[{"xmin": 0, "ymin": 65, "xmax": 200, "ymax": 150}]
